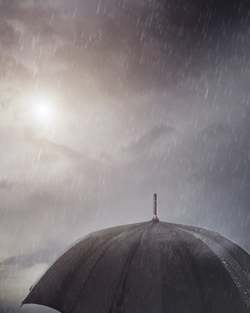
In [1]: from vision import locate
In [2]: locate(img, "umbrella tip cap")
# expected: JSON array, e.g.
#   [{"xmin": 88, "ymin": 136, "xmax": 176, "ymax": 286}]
[{"xmin": 153, "ymin": 193, "xmax": 159, "ymax": 220}]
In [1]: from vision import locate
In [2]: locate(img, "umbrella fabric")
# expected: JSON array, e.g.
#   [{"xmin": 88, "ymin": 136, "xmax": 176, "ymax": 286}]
[{"xmin": 22, "ymin": 220, "xmax": 250, "ymax": 313}]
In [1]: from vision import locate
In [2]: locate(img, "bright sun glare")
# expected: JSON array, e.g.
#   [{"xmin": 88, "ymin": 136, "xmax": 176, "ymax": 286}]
[{"xmin": 34, "ymin": 100, "xmax": 54, "ymax": 121}]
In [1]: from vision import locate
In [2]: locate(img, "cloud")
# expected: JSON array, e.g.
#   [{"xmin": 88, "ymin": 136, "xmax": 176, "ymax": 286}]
[
  {"xmin": 0, "ymin": 180, "xmax": 13, "ymax": 191},
  {"xmin": 7, "ymin": 19, "xmax": 27, "ymax": 35},
  {"xmin": 196, "ymin": 123, "xmax": 231, "ymax": 139},
  {"xmin": 19, "ymin": 0, "xmax": 38, "ymax": 9},
  {"xmin": 36, "ymin": 138, "xmax": 83, "ymax": 161},
  {"xmin": 0, "ymin": 21, "xmax": 19, "ymax": 47},
  {"xmin": 189, "ymin": 120, "xmax": 250, "ymax": 184},
  {"xmin": 0, "ymin": 53, "xmax": 31, "ymax": 88},
  {"xmin": 1, "ymin": 241, "xmax": 65, "ymax": 268},
  {"xmin": 23, "ymin": 136, "xmax": 85, "ymax": 166},
  {"xmin": 125, "ymin": 125, "xmax": 176, "ymax": 154},
  {"xmin": 0, "ymin": 0, "xmax": 250, "ymax": 309},
  {"xmin": 0, "ymin": 262, "xmax": 51, "ymax": 307}
]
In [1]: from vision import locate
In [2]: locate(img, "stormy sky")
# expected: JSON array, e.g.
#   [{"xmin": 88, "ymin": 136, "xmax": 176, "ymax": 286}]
[{"xmin": 1, "ymin": 0, "xmax": 250, "ymax": 311}]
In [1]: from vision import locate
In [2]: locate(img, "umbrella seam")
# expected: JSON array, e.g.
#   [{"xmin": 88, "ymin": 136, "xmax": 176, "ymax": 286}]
[
  {"xmin": 178, "ymin": 227, "xmax": 250, "ymax": 309},
  {"xmin": 25, "ymin": 223, "xmax": 147, "ymax": 298},
  {"xmin": 22, "ymin": 222, "xmax": 150, "ymax": 312},
  {"xmin": 70, "ymin": 223, "xmax": 151, "ymax": 313},
  {"xmin": 108, "ymin": 223, "xmax": 152, "ymax": 313},
  {"xmin": 161, "ymin": 223, "xmax": 209, "ymax": 313},
  {"xmin": 173, "ymin": 231, "xmax": 209, "ymax": 313},
  {"xmin": 174, "ymin": 224, "xmax": 250, "ymax": 271},
  {"xmin": 174, "ymin": 225, "xmax": 250, "ymax": 310}
]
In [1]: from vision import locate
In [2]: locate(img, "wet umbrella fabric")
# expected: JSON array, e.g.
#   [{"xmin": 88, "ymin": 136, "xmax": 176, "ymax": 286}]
[{"xmin": 22, "ymin": 220, "xmax": 250, "ymax": 313}]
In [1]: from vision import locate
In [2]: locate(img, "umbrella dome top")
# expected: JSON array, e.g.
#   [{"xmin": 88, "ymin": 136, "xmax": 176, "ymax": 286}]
[{"xmin": 22, "ymin": 195, "xmax": 250, "ymax": 313}]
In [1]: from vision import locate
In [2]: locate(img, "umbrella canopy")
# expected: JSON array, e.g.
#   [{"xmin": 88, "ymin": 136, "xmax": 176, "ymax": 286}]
[{"xmin": 22, "ymin": 198, "xmax": 250, "ymax": 313}]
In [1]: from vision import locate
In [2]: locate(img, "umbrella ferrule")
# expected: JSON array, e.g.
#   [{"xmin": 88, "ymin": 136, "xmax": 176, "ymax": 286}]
[{"xmin": 153, "ymin": 194, "xmax": 159, "ymax": 220}]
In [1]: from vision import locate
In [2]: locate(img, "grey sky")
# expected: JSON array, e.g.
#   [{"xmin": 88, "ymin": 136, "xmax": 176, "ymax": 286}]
[{"xmin": 1, "ymin": 0, "xmax": 250, "ymax": 312}]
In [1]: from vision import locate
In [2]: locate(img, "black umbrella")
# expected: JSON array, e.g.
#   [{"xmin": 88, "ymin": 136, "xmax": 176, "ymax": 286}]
[{"xmin": 21, "ymin": 195, "xmax": 250, "ymax": 313}]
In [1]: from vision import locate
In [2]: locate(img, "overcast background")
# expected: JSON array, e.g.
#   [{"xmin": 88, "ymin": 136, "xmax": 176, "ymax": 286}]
[{"xmin": 1, "ymin": 0, "xmax": 250, "ymax": 312}]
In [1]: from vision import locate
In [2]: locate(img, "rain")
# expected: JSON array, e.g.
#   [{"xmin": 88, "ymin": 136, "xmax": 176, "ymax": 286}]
[{"xmin": 0, "ymin": 0, "xmax": 250, "ymax": 312}]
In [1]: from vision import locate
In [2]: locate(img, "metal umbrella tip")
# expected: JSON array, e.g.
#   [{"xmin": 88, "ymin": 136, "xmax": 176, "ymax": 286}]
[{"xmin": 153, "ymin": 193, "xmax": 159, "ymax": 221}]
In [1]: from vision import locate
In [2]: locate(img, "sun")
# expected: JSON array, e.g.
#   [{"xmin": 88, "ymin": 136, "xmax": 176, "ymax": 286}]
[{"xmin": 34, "ymin": 99, "xmax": 54, "ymax": 122}]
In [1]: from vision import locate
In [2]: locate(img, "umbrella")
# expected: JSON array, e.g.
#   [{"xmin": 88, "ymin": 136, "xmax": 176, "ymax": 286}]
[{"xmin": 21, "ymin": 195, "xmax": 250, "ymax": 313}]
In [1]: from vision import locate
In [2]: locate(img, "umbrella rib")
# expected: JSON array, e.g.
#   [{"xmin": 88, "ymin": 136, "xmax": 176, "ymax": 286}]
[
  {"xmin": 70, "ymin": 223, "xmax": 150, "ymax": 313},
  {"xmin": 170, "ymin": 225, "xmax": 250, "ymax": 310},
  {"xmin": 176, "ymin": 226, "xmax": 250, "ymax": 309},
  {"xmin": 161, "ymin": 223, "xmax": 209, "ymax": 313},
  {"xmin": 180, "ymin": 224, "xmax": 250, "ymax": 274},
  {"xmin": 29, "ymin": 223, "xmax": 147, "ymax": 298},
  {"xmin": 108, "ymin": 223, "xmax": 151, "ymax": 313}
]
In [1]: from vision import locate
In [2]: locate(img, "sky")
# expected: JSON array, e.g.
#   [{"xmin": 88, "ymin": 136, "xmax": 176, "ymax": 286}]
[{"xmin": 0, "ymin": 0, "xmax": 250, "ymax": 312}]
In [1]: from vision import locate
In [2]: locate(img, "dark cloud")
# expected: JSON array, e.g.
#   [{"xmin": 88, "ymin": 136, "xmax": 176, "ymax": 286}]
[
  {"xmin": 23, "ymin": 136, "xmax": 84, "ymax": 163},
  {"xmin": 125, "ymin": 125, "xmax": 175, "ymax": 154},
  {"xmin": 0, "ymin": 0, "xmax": 23, "ymax": 19},
  {"xmin": 36, "ymin": 138, "xmax": 83, "ymax": 160},
  {"xmin": 0, "ymin": 22, "xmax": 19, "ymax": 47},
  {"xmin": 0, "ymin": 180, "xmax": 13, "ymax": 191},
  {"xmin": 1, "ymin": 0, "xmax": 250, "ymax": 311},
  {"xmin": 1, "ymin": 241, "xmax": 65, "ymax": 268},
  {"xmin": 42, "ymin": 0, "xmax": 250, "ymax": 102},
  {"xmin": 190, "ymin": 118, "xmax": 250, "ymax": 184}
]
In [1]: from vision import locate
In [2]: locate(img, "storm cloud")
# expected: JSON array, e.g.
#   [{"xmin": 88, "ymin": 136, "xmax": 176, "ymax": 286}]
[{"xmin": 1, "ymin": 0, "xmax": 250, "ymax": 311}]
